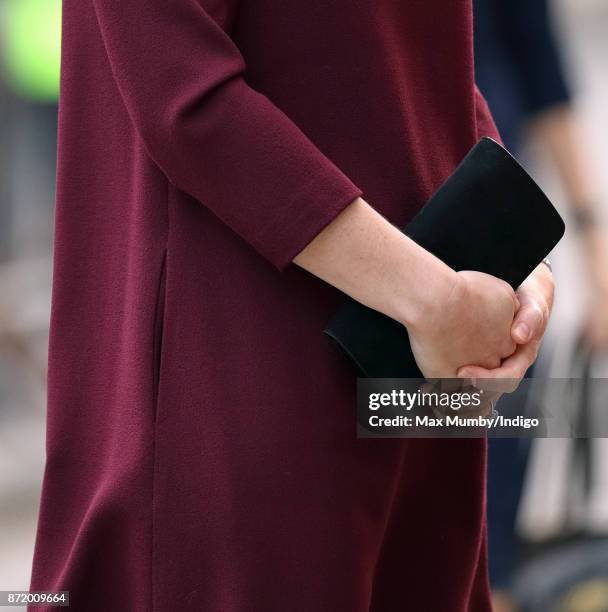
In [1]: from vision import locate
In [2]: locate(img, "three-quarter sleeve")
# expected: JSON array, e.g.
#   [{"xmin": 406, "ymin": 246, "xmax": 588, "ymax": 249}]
[{"xmin": 91, "ymin": 0, "xmax": 363, "ymax": 270}]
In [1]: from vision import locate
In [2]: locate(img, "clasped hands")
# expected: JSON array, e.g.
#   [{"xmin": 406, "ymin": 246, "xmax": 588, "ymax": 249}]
[
  {"xmin": 409, "ymin": 262, "xmax": 555, "ymax": 415},
  {"xmin": 292, "ymin": 196, "xmax": 555, "ymax": 413}
]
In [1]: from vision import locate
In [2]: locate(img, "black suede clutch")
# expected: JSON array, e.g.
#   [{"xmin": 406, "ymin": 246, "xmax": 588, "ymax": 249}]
[{"xmin": 324, "ymin": 137, "xmax": 566, "ymax": 378}]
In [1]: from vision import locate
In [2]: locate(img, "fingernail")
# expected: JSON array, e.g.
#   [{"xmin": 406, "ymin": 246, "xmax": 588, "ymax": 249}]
[{"xmin": 514, "ymin": 323, "xmax": 530, "ymax": 342}]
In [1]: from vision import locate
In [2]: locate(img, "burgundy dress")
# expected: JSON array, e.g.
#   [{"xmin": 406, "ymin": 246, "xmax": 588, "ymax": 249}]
[{"xmin": 30, "ymin": 0, "xmax": 500, "ymax": 610}]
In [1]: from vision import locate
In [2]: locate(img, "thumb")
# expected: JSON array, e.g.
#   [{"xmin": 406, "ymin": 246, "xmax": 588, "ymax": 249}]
[{"xmin": 511, "ymin": 303, "xmax": 544, "ymax": 344}]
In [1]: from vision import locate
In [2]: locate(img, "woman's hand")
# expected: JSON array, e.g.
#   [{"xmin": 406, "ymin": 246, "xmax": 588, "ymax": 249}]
[
  {"xmin": 457, "ymin": 262, "xmax": 555, "ymax": 392},
  {"xmin": 295, "ymin": 197, "xmax": 523, "ymax": 384},
  {"xmin": 407, "ymin": 270, "xmax": 519, "ymax": 380}
]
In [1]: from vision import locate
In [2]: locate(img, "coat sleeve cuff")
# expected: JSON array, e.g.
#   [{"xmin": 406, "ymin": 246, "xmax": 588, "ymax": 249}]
[{"xmin": 265, "ymin": 179, "xmax": 364, "ymax": 272}]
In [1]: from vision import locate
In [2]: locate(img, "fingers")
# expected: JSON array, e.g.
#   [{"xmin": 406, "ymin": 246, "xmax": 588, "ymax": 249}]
[
  {"xmin": 420, "ymin": 381, "xmax": 501, "ymax": 418},
  {"xmin": 457, "ymin": 339, "xmax": 540, "ymax": 394}
]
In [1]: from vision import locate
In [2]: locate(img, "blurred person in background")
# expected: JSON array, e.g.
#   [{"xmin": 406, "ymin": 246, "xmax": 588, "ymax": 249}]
[
  {"xmin": 0, "ymin": 0, "xmax": 60, "ymax": 594},
  {"xmin": 475, "ymin": 0, "xmax": 608, "ymax": 610},
  {"xmin": 0, "ymin": 0, "xmax": 61, "ymax": 427},
  {"xmin": 475, "ymin": 0, "xmax": 608, "ymax": 351},
  {"xmin": 0, "ymin": 0, "xmax": 61, "ymax": 260}
]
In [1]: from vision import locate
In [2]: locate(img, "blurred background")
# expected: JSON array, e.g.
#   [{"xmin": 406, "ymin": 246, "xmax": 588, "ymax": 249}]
[{"xmin": 0, "ymin": 0, "xmax": 607, "ymax": 610}]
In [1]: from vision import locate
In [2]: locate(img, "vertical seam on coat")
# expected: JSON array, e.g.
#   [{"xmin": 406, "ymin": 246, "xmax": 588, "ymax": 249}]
[{"xmin": 151, "ymin": 175, "xmax": 170, "ymax": 612}]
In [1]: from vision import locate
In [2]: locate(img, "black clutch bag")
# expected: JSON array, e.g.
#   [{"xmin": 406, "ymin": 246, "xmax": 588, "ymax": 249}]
[{"xmin": 324, "ymin": 137, "xmax": 566, "ymax": 378}]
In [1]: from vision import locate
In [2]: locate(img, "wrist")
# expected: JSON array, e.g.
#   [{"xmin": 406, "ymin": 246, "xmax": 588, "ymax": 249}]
[{"xmin": 392, "ymin": 254, "xmax": 460, "ymax": 333}]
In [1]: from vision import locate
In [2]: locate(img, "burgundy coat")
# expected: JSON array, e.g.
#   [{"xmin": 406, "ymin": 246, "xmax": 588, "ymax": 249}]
[{"xmin": 30, "ymin": 0, "xmax": 500, "ymax": 610}]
